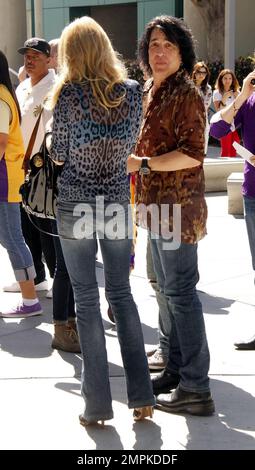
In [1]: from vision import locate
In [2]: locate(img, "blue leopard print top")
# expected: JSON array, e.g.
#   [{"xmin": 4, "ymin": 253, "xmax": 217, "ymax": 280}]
[{"xmin": 51, "ymin": 79, "xmax": 142, "ymax": 202}]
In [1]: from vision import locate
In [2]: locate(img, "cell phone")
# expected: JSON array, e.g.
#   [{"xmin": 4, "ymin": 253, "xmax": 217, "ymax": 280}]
[{"xmin": 251, "ymin": 78, "xmax": 255, "ymax": 85}]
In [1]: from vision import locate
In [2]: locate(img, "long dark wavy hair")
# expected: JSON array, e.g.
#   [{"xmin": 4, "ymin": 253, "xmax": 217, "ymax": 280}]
[
  {"xmin": 138, "ymin": 15, "xmax": 196, "ymax": 78},
  {"xmin": 0, "ymin": 50, "xmax": 21, "ymax": 122}
]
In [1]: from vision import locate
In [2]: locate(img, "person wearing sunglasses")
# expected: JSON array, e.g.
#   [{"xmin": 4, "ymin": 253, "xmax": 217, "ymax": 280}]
[{"xmin": 192, "ymin": 62, "xmax": 212, "ymax": 153}]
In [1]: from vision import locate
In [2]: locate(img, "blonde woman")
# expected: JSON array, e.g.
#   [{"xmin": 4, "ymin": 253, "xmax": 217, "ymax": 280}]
[
  {"xmin": 213, "ymin": 69, "xmax": 240, "ymax": 157},
  {"xmin": 50, "ymin": 17, "xmax": 154, "ymax": 426}
]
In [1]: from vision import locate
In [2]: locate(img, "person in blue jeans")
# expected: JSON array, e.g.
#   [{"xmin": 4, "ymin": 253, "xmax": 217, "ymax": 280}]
[
  {"xmin": 145, "ymin": 236, "xmax": 169, "ymax": 370},
  {"xmin": 0, "ymin": 50, "xmax": 42, "ymax": 318},
  {"xmin": 50, "ymin": 220, "xmax": 80, "ymax": 353},
  {"xmin": 128, "ymin": 16, "xmax": 215, "ymax": 416},
  {"xmin": 211, "ymin": 68, "xmax": 255, "ymax": 351},
  {"xmin": 50, "ymin": 16, "xmax": 155, "ymax": 426}
]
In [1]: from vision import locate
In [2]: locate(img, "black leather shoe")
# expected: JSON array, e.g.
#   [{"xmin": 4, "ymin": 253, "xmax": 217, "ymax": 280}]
[
  {"xmin": 156, "ymin": 385, "xmax": 215, "ymax": 416},
  {"xmin": 234, "ymin": 336, "xmax": 255, "ymax": 350},
  {"xmin": 151, "ymin": 370, "xmax": 180, "ymax": 395}
]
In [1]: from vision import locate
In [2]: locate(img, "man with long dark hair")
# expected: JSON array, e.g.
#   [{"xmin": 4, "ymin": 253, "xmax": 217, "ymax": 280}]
[{"xmin": 128, "ymin": 16, "xmax": 215, "ymax": 416}]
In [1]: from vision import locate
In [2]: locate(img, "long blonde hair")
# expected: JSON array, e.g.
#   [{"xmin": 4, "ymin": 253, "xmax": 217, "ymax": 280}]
[{"xmin": 50, "ymin": 16, "xmax": 127, "ymax": 109}]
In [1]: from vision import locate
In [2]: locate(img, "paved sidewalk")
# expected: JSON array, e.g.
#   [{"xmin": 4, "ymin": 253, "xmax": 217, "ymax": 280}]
[{"xmin": 0, "ymin": 193, "xmax": 254, "ymax": 450}]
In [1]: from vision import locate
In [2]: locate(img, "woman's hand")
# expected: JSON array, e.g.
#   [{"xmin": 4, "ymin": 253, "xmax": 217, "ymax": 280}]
[
  {"xmin": 249, "ymin": 155, "xmax": 255, "ymax": 167},
  {"xmin": 127, "ymin": 154, "xmax": 142, "ymax": 174},
  {"xmin": 240, "ymin": 71, "xmax": 255, "ymax": 101}
]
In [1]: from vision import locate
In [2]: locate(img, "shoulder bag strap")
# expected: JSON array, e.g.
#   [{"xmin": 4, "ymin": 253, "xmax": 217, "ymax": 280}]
[
  {"xmin": 22, "ymin": 107, "xmax": 44, "ymax": 170},
  {"xmin": 26, "ymin": 213, "xmax": 59, "ymax": 237}
]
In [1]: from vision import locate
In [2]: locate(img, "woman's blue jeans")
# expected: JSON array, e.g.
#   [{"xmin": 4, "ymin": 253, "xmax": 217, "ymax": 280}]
[
  {"xmin": 57, "ymin": 200, "xmax": 154, "ymax": 422},
  {"xmin": 0, "ymin": 202, "xmax": 35, "ymax": 281},
  {"xmin": 149, "ymin": 234, "xmax": 210, "ymax": 393}
]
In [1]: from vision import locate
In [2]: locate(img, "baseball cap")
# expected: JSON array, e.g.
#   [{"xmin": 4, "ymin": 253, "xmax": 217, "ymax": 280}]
[{"xmin": 18, "ymin": 38, "xmax": 51, "ymax": 56}]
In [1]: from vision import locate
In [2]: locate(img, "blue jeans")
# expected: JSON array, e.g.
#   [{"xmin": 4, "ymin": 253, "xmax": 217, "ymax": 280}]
[
  {"xmin": 149, "ymin": 234, "xmax": 210, "ymax": 393},
  {"xmin": 21, "ymin": 206, "xmax": 56, "ymax": 282},
  {"xmin": 243, "ymin": 195, "xmax": 255, "ymax": 271},
  {"xmin": 57, "ymin": 200, "xmax": 154, "ymax": 422},
  {"xmin": 0, "ymin": 202, "xmax": 35, "ymax": 281},
  {"xmin": 51, "ymin": 220, "xmax": 75, "ymax": 322},
  {"xmin": 146, "ymin": 236, "xmax": 170, "ymax": 357}
]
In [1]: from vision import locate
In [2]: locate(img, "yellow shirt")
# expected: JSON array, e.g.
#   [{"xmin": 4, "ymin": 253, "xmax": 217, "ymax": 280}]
[
  {"xmin": 0, "ymin": 85, "xmax": 25, "ymax": 202},
  {"xmin": 0, "ymin": 99, "xmax": 11, "ymax": 133}
]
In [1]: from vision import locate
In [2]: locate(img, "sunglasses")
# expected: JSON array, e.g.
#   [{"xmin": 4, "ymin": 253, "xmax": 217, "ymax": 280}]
[{"xmin": 196, "ymin": 70, "xmax": 207, "ymax": 75}]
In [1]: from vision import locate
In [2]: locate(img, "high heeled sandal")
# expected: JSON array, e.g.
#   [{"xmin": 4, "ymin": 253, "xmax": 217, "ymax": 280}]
[
  {"xmin": 133, "ymin": 406, "xmax": 154, "ymax": 421},
  {"xmin": 79, "ymin": 414, "xmax": 105, "ymax": 427}
]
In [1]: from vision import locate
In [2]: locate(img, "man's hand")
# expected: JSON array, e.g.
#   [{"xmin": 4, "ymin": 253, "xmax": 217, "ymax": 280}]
[{"xmin": 127, "ymin": 154, "xmax": 143, "ymax": 174}]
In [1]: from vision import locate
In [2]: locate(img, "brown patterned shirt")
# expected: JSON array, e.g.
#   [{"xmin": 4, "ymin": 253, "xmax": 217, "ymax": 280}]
[{"xmin": 135, "ymin": 69, "xmax": 207, "ymax": 244}]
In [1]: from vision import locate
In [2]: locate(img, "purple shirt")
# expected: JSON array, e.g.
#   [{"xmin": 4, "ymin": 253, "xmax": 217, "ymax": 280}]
[{"xmin": 210, "ymin": 92, "xmax": 255, "ymax": 197}]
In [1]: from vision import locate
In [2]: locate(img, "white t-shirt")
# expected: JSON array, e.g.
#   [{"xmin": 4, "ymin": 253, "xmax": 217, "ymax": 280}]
[
  {"xmin": 16, "ymin": 69, "xmax": 56, "ymax": 155},
  {"xmin": 213, "ymin": 89, "xmax": 235, "ymax": 106},
  {"xmin": 213, "ymin": 90, "xmax": 237, "ymax": 131}
]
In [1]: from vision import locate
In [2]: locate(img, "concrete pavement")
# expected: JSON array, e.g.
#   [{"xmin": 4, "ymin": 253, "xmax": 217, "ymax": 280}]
[{"xmin": 0, "ymin": 190, "xmax": 254, "ymax": 450}]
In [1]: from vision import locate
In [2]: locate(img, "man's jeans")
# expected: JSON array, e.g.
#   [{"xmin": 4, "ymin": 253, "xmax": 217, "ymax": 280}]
[
  {"xmin": 57, "ymin": 200, "xmax": 154, "ymax": 422},
  {"xmin": 149, "ymin": 234, "xmax": 210, "ymax": 393},
  {"xmin": 0, "ymin": 202, "xmax": 35, "ymax": 281},
  {"xmin": 146, "ymin": 236, "xmax": 170, "ymax": 357},
  {"xmin": 244, "ymin": 195, "xmax": 255, "ymax": 271}
]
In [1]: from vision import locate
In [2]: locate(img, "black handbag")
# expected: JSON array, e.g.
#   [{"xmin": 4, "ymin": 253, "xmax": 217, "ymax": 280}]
[{"xmin": 20, "ymin": 111, "xmax": 61, "ymax": 220}]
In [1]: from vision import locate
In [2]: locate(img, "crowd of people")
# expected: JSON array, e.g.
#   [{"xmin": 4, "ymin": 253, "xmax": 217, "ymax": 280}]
[{"xmin": 0, "ymin": 13, "xmax": 254, "ymax": 427}]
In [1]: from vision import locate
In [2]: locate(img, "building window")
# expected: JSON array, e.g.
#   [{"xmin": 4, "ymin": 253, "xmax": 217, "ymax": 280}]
[
  {"xmin": 70, "ymin": 3, "xmax": 137, "ymax": 60},
  {"xmin": 175, "ymin": 0, "xmax": 183, "ymax": 18},
  {"xmin": 70, "ymin": 7, "xmax": 91, "ymax": 22}
]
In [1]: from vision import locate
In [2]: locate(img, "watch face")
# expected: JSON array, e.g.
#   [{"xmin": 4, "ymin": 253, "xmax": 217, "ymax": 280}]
[
  {"xmin": 139, "ymin": 158, "xmax": 151, "ymax": 175},
  {"xmin": 139, "ymin": 166, "xmax": 150, "ymax": 175}
]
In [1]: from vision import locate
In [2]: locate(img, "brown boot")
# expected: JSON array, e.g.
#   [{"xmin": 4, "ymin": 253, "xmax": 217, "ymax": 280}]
[
  {"xmin": 52, "ymin": 323, "xmax": 81, "ymax": 353},
  {"xmin": 68, "ymin": 318, "xmax": 78, "ymax": 334}
]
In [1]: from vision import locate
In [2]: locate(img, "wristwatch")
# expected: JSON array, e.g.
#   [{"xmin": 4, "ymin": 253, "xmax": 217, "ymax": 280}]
[{"xmin": 139, "ymin": 158, "xmax": 151, "ymax": 175}]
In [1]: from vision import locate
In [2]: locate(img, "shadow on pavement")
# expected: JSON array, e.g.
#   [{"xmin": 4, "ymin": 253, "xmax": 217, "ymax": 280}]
[
  {"xmin": 133, "ymin": 420, "xmax": 163, "ymax": 450},
  {"xmin": 198, "ymin": 290, "xmax": 235, "ymax": 315},
  {"xmin": 0, "ymin": 318, "xmax": 52, "ymax": 358},
  {"xmin": 83, "ymin": 424, "xmax": 124, "ymax": 450},
  {"xmin": 56, "ymin": 350, "xmax": 82, "ymax": 378},
  {"xmin": 181, "ymin": 378, "xmax": 255, "ymax": 450}
]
